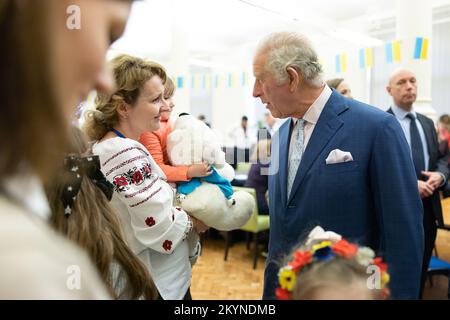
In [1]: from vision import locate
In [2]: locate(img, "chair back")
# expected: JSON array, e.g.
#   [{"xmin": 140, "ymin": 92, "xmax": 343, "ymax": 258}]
[{"xmin": 440, "ymin": 197, "xmax": 450, "ymax": 230}]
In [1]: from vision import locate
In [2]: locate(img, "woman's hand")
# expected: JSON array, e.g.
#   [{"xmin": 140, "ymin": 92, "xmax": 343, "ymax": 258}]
[{"xmin": 187, "ymin": 162, "xmax": 213, "ymax": 178}]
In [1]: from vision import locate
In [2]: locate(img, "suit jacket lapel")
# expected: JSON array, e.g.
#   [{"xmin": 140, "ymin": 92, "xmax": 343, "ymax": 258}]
[{"xmin": 287, "ymin": 92, "xmax": 347, "ymax": 205}]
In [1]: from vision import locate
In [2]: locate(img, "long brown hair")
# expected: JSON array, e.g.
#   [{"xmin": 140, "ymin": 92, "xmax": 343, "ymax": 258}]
[
  {"xmin": 0, "ymin": 0, "xmax": 70, "ymax": 182},
  {"xmin": 45, "ymin": 127, "xmax": 157, "ymax": 300}
]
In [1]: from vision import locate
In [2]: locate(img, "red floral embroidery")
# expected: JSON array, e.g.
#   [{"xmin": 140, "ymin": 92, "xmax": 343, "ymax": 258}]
[
  {"xmin": 332, "ymin": 239, "xmax": 358, "ymax": 259},
  {"xmin": 143, "ymin": 164, "xmax": 152, "ymax": 175},
  {"xmin": 175, "ymin": 207, "xmax": 182, "ymax": 211},
  {"xmin": 288, "ymin": 251, "xmax": 312, "ymax": 272},
  {"xmin": 275, "ymin": 287, "xmax": 291, "ymax": 300},
  {"xmin": 132, "ymin": 170, "xmax": 143, "ymax": 184},
  {"xmin": 163, "ymin": 240, "xmax": 173, "ymax": 252},
  {"xmin": 145, "ymin": 217, "xmax": 155, "ymax": 227},
  {"xmin": 114, "ymin": 176, "xmax": 128, "ymax": 186}
]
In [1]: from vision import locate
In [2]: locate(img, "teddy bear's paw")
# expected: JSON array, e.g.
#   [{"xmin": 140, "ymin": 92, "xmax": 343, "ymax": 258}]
[{"xmin": 227, "ymin": 197, "xmax": 236, "ymax": 207}]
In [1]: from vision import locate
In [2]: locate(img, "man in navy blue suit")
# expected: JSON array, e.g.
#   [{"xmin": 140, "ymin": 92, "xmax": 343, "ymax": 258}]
[{"xmin": 252, "ymin": 32, "xmax": 424, "ymax": 299}]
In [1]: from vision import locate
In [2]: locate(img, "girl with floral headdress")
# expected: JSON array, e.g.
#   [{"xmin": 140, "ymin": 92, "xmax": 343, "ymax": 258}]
[{"xmin": 276, "ymin": 226, "xmax": 390, "ymax": 300}]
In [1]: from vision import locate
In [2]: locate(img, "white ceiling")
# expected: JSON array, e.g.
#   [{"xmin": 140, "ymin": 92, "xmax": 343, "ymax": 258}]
[{"xmin": 111, "ymin": 0, "xmax": 450, "ymax": 60}]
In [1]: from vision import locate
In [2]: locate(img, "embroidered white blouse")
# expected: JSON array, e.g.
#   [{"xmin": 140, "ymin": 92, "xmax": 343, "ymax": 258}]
[{"xmin": 92, "ymin": 137, "xmax": 192, "ymax": 300}]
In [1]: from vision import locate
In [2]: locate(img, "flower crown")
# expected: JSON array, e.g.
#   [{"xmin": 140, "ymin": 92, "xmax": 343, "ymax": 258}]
[{"xmin": 276, "ymin": 228, "xmax": 390, "ymax": 300}]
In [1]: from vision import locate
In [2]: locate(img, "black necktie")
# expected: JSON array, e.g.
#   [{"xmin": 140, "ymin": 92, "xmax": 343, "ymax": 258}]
[{"xmin": 406, "ymin": 113, "xmax": 425, "ymax": 179}]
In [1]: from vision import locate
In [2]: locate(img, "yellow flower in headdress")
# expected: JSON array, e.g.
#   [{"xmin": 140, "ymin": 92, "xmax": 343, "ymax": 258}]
[
  {"xmin": 381, "ymin": 272, "xmax": 390, "ymax": 288},
  {"xmin": 311, "ymin": 241, "xmax": 332, "ymax": 253},
  {"xmin": 278, "ymin": 267, "xmax": 297, "ymax": 291}
]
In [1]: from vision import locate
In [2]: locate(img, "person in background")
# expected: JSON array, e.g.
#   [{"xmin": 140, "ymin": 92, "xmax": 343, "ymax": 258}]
[
  {"xmin": 326, "ymin": 78, "xmax": 353, "ymax": 99},
  {"xmin": 437, "ymin": 114, "xmax": 450, "ymax": 197},
  {"xmin": 139, "ymin": 77, "xmax": 212, "ymax": 183},
  {"xmin": 245, "ymin": 139, "xmax": 271, "ymax": 215},
  {"xmin": 386, "ymin": 69, "xmax": 449, "ymax": 298},
  {"xmin": 227, "ymin": 116, "xmax": 256, "ymax": 167},
  {"xmin": 46, "ymin": 127, "xmax": 157, "ymax": 300},
  {"xmin": 258, "ymin": 112, "xmax": 282, "ymax": 140},
  {"xmin": 84, "ymin": 54, "xmax": 208, "ymax": 300},
  {"xmin": 0, "ymin": 0, "xmax": 133, "ymax": 299},
  {"xmin": 253, "ymin": 31, "xmax": 423, "ymax": 300}
]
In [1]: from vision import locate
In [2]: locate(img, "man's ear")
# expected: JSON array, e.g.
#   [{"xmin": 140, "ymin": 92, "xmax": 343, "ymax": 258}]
[
  {"xmin": 386, "ymin": 86, "xmax": 392, "ymax": 96},
  {"xmin": 286, "ymin": 67, "xmax": 300, "ymax": 92}
]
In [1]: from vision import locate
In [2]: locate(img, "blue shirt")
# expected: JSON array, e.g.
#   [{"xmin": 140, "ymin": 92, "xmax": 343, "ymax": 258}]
[{"xmin": 391, "ymin": 105, "xmax": 430, "ymax": 171}]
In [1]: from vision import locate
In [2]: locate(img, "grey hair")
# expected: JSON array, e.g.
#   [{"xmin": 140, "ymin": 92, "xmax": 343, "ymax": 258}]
[{"xmin": 256, "ymin": 32, "xmax": 324, "ymax": 87}]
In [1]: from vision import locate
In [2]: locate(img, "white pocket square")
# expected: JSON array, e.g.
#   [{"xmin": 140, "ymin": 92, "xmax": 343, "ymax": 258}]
[{"xmin": 325, "ymin": 149, "xmax": 354, "ymax": 165}]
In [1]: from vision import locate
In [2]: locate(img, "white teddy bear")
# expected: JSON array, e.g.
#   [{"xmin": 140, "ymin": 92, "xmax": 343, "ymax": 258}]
[{"xmin": 166, "ymin": 114, "xmax": 254, "ymax": 231}]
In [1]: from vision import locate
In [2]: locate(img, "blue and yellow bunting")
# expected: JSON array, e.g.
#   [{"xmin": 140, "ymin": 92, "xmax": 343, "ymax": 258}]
[
  {"xmin": 414, "ymin": 37, "xmax": 429, "ymax": 60},
  {"xmin": 335, "ymin": 54, "xmax": 347, "ymax": 73},
  {"xmin": 359, "ymin": 48, "xmax": 373, "ymax": 69},
  {"xmin": 386, "ymin": 40, "xmax": 402, "ymax": 63}
]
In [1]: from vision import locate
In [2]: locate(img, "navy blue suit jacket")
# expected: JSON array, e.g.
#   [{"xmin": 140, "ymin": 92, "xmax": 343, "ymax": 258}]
[{"xmin": 264, "ymin": 91, "xmax": 424, "ymax": 299}]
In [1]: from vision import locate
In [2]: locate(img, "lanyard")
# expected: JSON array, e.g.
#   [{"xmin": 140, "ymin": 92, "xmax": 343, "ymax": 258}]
[{"xmin": 111, "ymin": 128, "xmax": 126, "ymax": 138}]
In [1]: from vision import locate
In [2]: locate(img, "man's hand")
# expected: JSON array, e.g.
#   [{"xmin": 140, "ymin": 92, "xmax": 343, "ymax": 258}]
[
  {"xmin": 421, "ymin": 171, "xmax": 444, "ymax": 189},
  {"xmin": 418, "ymin": 180, "xmax": 434, "ymax": 199}
]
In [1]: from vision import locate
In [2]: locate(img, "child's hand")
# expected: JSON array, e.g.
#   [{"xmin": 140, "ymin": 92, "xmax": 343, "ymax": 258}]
[{"xmin": 187, "ymin": 162, "xmax": 213, "ymax": 178}]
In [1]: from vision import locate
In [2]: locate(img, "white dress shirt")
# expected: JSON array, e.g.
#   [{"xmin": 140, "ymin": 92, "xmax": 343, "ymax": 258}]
[{"xmin": 289, "ymin": 85, "xmax": 332, "ymax": 163}]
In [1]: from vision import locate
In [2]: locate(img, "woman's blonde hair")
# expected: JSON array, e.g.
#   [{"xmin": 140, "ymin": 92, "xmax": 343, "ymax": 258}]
[
  {"xmin": 45, "ymin": 127, "xmax": 157, "ymax": 300},
  {"xmin": 83, "ymin": 54, "xmax": 167, "ymax": 141},
  {"xmin": 251, "ymin": 139, "xmax": 271, "ymax": 163},
  {"xmin": 0, "ymin": 1, "xmax": 70, "ymax": 182}
]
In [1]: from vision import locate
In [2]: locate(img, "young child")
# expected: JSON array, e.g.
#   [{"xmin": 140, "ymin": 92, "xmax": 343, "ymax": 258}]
[
  {"xmin": 139, "ymin": 77, "xmax": 212, "ymax": 183},
  {"xmin": 276, "ymin": 226, "xmax": 390, "ymax": 300},
  {"xmin": 46, "ymin": 127, "xmax": 157, "ymax": 300}
]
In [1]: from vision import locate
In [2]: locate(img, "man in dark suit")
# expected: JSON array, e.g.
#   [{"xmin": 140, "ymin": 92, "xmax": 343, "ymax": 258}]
[
  {"xmin": 386, "ymin": 69, "xmax": 449, "ymax": 298},
  {"xmin": 252, "ymin": 32, "xmax": 424, "ymax": 299}
]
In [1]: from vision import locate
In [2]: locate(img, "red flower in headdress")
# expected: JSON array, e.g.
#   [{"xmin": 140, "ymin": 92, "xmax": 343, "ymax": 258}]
[
  {"xmin": 332, "ymin": 239, "xmax": 358, "ymax": 259},
  {"xmin": 275, "ymin": 287, "xmax": 292, "ymax": 300},
  {"xmin": 288, "ymin": 250, "xmax": 313, "ymax": 272}
]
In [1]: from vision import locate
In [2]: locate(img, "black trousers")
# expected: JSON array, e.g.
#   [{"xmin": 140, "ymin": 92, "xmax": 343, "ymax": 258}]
[
  {"xmin": 157, "ymin": 288, "xmax": 192, "ymax": 300},
  {"xmin": 419, "ymin": 199, "xmax": 438, "ymax": 299}
]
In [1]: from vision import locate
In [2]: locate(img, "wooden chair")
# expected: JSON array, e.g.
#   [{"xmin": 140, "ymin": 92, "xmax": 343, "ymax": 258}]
[{"xmin": 223, "ymin": 187, "xmax": 270, "ymax": 269}]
